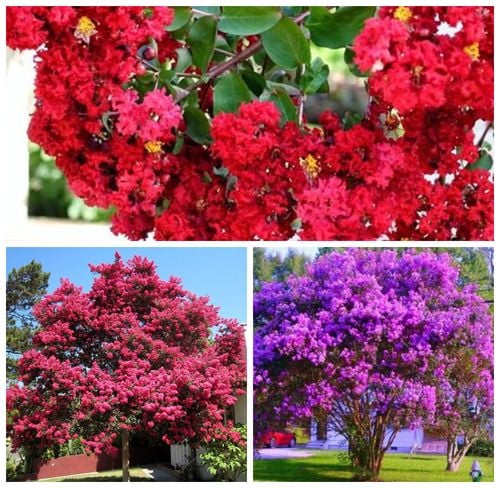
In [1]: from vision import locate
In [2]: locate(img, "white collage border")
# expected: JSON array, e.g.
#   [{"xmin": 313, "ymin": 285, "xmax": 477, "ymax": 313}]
[{"xmin": 0, "ymin": 1, "xmax": 497, "ymax": 486}]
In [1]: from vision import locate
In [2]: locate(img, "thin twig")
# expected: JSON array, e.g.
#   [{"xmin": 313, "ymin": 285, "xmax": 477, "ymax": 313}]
[
  {"xmin": 297, "ymin": 63, "xmax": 306, "ymax": 126},
  {"xmin": 477, "ymin": 121, "xmax": 493, "ymax": 147},
  {"xmin": 214, "ymin": 47, "xmax": 235, "ymax": 57},
  {"xmin": 175, "ymin": 72, "xmax": 202, "ymax": 78},
  {"xmin": 136, "ymin": 55, "xmax": 160, "ymax": 73},
  {"xmin": 176, "ymin": 10, "xmax": 311, "ymax": 102}
]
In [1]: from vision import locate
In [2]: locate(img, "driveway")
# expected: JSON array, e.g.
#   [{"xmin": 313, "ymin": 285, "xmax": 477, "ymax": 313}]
[
  {"xmin": 141, "ymin": 464, "xmax": 180, "ymax": 481},
  {"xmin": 256, "ymin": 447, "xmax": 318, "ymax": 460}
]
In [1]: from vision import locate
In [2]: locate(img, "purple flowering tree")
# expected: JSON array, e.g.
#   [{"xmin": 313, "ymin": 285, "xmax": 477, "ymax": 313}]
[{"xmin": 254, "ymin": 249, "xmax": 493, "ymax": 481}]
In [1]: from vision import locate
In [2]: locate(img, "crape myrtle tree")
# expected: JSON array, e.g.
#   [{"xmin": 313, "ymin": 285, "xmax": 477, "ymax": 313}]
[
  {"xmin": 7, "ymin": 254, "xmax": 246, "ymax": 482},
  {"xmin": 254, "ymin": 249, "xmax": 492, "ymax": 481},
  {"xmin": 6, "ymin": 6, "xmax": 493, "ymax": 241}
]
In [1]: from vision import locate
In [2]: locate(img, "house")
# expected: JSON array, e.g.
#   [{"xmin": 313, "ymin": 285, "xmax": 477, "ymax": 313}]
[{"xmin": 306, "ymin": 418, "xmax": 447, "ymax": 454}]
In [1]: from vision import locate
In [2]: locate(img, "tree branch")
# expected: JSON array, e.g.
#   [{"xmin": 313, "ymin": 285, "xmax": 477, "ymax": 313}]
[
  {"xmin": 477, "ymin": 121, "xmax": 493, "ymax": 147},
  {"xmin": 176, "ymin": 10, "xmax": 311, "ymax": 102}
]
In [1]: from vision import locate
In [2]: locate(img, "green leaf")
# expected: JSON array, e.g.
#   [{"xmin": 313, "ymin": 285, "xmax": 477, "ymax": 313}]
[
  {"xmin": 213, "ymin": 72, "xmax": 252, "ymax": 114},
  {"xmin": 282, "ymin": 6, "xmax": 303, "ymax": 17},
  {"xmin": 269, "ymin": 88, "xmax": 298, "ymax": 125},
  {"xmin": 242, "ymin": 70, "xmax": 267, "ymax": 97},
  {"xmin": 469, "ymin": 151, "xmax": 493, "ymax": 171},
  {"xmin": 101, "ymin": 112, "xmax": 114, "ymax": 133},
  {"xmin": 187, "ymin": 16, "xmax": 217, "ymax": 73},
  {"xmin": 266, "ymin": 81, "xmax": 301, "ymax": 97},
  {"xmin": 291, "ymin": 218, "xmax": 302, "ymax": 231},
  {"xmin": 172, "ymin": 135, "xmax": 184, "ymax": 155},
  {"xmin": 159, "ymin": 69, "xmax": 175, "ymax": 84},
  {"xmin": 184, "ymin": 106, "xmax": 213, "ymax": 145},
  {"xmin": 166, "ymin": 7, "xmax": 192, "ymax": 32},
  {"xmin": 213, "ymin": 166, "xmax": 229, "ymax": 178},
  {"xmin": 226, "ymin": 174, "xmax": 238, "ymax": 194},
  {"xmin": 299, "ymin": 58, "xmax": 330, "ymax": 95},
  {"xmin": 202, "ymin": 171, "xmax": 213, "ymax": 183},
  {"xmin": 262, "ymin": 17, "xmax": 311, "ymax": 69},
  {"xmin": 343, "ymin": 111, "xmax": 363, "ymax": 130},
  {"xmin": 193, "ymin": 6, "xmax": 220, "ymax": 15},
  {"xmin": 174, "ymin": 48, "xmax": 192, "ymax": 73},
  {"xmin": 218, "ymin": 7, "xmax": 282, "ymax": 35},
  {"xmin": 307, "ymin": 6, "xmax": 376, "ymax": 49}
]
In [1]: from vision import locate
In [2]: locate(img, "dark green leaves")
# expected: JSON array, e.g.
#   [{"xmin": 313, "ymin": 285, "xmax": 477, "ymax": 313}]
[
  {"xmin": 214, "ymin": 72, "xmax": 252, "ymax": 114},
  {"xmin": 187, "ymin": 16, "xmax": 217, "ymax": 73},
  {"xmin": 469, "ymin": 151, "xmax": 493, "ymax": 171},
  {"xmin": 184, "ymin": 106, "xmax": 213, "ymax": 145},
  {"xmin": 300, "ymin": 58, "xmax": 330, "ymax": 94},
  {"xmin": 166, "ymin": 7, "xmax": 192, "ymax": 32},
  {"xmin": 262, "ymin": 17, "xmax": 310, "ymax": 69},
  {"xmin": 269, "ymin": 89, "xmax": 297, "ymax": 124},
  {"xmin": 218, "ymin": 7, "xmax": 282, "ymax": 35},
  {"xmin": 307, "ymin": 6, "xmax": 376, "ymax": 49}
]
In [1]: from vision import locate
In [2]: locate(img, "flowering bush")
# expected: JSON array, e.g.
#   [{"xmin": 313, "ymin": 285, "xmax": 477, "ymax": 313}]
[
  {"xmin": 7, "ymin": 6, "xmax": 493, "ymax": 240},
  {"xmin": 200, "ymin": 424, "xmax": 247, "ymax": 481},
  {"xmin": 254, "ymin": 249, "xmax": 493, "ymax": 480},
  {"xmin": 7, "ymin": 253, "xmax": 246, "ymax": 479}
]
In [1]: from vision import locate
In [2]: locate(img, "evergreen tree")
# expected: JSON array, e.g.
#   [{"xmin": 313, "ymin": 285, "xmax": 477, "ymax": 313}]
[{"xmin": 6, "ymin": 260, "xmax": 50, "ymax": 382}]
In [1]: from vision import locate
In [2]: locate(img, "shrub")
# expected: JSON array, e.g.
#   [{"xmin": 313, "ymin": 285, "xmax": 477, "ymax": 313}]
[{"xmin": 200, "ymin": 424, "xmax": 247, "ymax": 481}]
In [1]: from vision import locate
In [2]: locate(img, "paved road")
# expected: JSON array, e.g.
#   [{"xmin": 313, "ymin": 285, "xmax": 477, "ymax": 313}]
[{"xmin": 256, "ymin": 448, "xmax": 318, "ymax": 460}]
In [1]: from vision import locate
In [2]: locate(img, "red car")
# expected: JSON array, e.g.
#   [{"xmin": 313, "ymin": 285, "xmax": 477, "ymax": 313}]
[{"xmin": 260, "ymin": 430, "xmax": 297, "ymax": 448}]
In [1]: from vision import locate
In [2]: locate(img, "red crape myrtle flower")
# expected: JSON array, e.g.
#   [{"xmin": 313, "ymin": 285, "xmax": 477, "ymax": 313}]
[
  {"xmin": 7, "ymin": 6, "xmax": 494, "ymax": 240},
  {"xmin": 7, "ymin": 253, "xmax": 246, "ymax": 456}
]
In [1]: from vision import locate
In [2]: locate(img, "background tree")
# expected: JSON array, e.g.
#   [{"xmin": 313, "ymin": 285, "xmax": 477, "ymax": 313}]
[
  {"xmin": 254, "ymin": 249, "xmax": 492, "ymax": 481},
  {"xmin": 6, "ymin": 260, "xmax": 50, "ymax": 382},
  {"xmin": 253, "ymin": 248, "xmax": 310, "ymax": 291},
  {"xmin": 7, "ymin": 254, "xmax": 246, "ymax": 482}
]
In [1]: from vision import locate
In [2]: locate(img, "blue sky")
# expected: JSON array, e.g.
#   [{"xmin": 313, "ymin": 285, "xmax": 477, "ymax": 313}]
[{"xmin": 6, "ymin": 247, "xmax": 247, "ymax": 323}]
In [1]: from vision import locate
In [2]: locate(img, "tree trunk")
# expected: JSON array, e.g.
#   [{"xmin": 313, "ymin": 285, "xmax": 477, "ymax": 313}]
[
  {"xmin": 347, "ymin": 414, "xmax": 393, "ymax": 481},
  {"xmin": 446, "ymin": 437, "xmax": 472, "ymax": 472},
  {"xmin": 349, "ymin": 438, "xmax": 384, "ymax": 481},
  {"xmin": 122, "ymin": 429, "xmax": 130, "ymax": 482}
]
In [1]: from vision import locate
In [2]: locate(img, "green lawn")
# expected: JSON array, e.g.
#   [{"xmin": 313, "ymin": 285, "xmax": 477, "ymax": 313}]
[
  {"xmin": 38, "ymin": 467, "xmax": 152, "ymax": 482},
  {"xmin": 254, "ymin": 451, "xmax": 494, "ymax": 482}
]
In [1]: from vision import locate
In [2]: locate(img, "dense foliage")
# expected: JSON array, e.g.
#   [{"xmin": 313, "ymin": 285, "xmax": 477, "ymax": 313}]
[
  {"xmin": 6, "ymin": 260, "xmax": 50, "ymax": 382},
  {"xmin": 254, "ymin": 249, "xmax": 493, "ymax": 480},
  {"xmin": 7, "ymin": 6, "xmax": 493, "ymax": 240},
  {"xmin": 7, "ymin": 254, "xmax": 246, "ymax": 480},
  {"xmin": 200, "ymin": 424, "xmax": 247, "ymax": 481}
]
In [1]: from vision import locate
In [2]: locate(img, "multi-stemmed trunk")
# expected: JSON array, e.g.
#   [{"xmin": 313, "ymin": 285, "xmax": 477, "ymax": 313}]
[
  {"xmin": 348, "ymin": 423, "xmax": 393, "ymax": 481},
  {"xmin": 331, "ymin": 401, "xmax": 397, "ymax": 482},
  {"xmin": 445, "ymin": 437, "xmax": 474, "ymax": 472},
  {"xmin": 122, "ymin": 429, "xmax": 130, "ymax": 482}
]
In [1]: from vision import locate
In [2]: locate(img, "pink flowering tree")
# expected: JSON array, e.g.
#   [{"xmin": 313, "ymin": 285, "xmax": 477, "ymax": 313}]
[
  {"xmin": 7, "ymin": 254, "xmax": 246, "ymax": 482},
  {"xmin": 254, "ymin": 250, "xmax": 492, "ymax": 481}
]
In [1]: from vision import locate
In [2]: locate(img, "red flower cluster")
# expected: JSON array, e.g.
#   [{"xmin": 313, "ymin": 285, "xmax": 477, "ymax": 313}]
[{"xmin": 7, "ymin": 6, "xmax": 493, "ymax": 240}]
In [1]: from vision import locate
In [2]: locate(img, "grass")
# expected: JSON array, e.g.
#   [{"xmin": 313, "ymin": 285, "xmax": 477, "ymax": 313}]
[
  {"xmin": 38, "ymin": 467, "xmax": 152, "ymax": 482},
  {"xmin": 254, "ymin": 451, "xmax": 494, "ymax": 482}
]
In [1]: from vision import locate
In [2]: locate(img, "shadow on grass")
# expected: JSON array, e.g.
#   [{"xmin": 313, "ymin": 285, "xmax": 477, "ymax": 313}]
[
  {"xmin": 49, "ymin": 475, "xmax": 152, "ymax": 482},
  {"xmin": 254, "ymin": 455, "xmax": 353, "ymax": 482}
]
